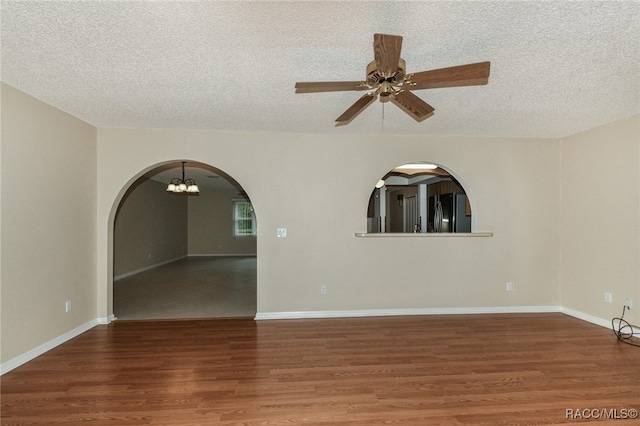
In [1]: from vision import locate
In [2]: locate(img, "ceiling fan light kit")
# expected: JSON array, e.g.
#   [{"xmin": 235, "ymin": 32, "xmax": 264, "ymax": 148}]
[{"xmin": 295, "ymin": 33, "xmax": 490, "ymax": 126}]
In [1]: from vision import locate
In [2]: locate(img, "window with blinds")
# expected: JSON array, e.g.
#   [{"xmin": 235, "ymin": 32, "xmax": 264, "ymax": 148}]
[{"xmin": 233, "ymin": 200, "xmax": 256, "ymax": 236}]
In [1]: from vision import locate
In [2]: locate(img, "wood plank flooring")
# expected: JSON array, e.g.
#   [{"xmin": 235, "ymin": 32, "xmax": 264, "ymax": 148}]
[{"xmin": 2, "ymin": 313, "xmax": 640, "ymax": 425}]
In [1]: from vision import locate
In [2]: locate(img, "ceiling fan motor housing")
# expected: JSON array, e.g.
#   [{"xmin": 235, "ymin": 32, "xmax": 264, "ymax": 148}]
[{"xmin": 366, "ymin": 59, "xmax": 406, "ymax": 88}]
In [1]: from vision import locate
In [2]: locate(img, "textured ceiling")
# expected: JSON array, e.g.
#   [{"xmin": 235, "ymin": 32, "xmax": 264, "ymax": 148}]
[{"xmin": 1, "ymin": 1, "xmax": 638, "ymax": 138}]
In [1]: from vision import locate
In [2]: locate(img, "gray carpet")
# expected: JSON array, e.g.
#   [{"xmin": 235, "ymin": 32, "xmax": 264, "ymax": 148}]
[{"xmin": 113, "ymin": 256, "xmax": 257, "ymax": 320}]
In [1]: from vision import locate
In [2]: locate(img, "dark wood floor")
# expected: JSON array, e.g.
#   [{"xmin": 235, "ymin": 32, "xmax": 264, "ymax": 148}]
[{"xmin": 2, "ymin": 313, "xmax": 639, "ymax": 425}]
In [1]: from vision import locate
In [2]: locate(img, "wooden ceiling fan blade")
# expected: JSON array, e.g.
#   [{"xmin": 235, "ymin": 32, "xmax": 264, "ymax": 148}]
[
  {"xmin": 295, "ymin": 81, "xmax": 369, "ymax": 93},
  {"xmin": 390, "ymin": 90, "xmax": 435, "ymax": 122},
  {"xmin": 335, "ymin": 92, "xmax": 377, "ymax": 126},
  {"xmin": 407, "ymin": 61, "xmax": 490, "ymax": 89},
  {"xmin": 374, "ymin": 33, "xmax": 403, "ymax": 76}
]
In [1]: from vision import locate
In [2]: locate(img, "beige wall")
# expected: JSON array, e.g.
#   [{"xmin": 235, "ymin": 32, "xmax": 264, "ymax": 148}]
[
  {"xmin": 113, "ymin": 178, "xmax": 188, "ymax": 278},
  {"xmin": 96, "ymin": 129, "xmax": 562, "ymax": 317},
  {"xmin": 1, "ymin": 84, "xmax": 97, "ymax": 363},
  {"xmin": 560, "ymin": 115, "xmax": 640, "ymax": 325},
  {"xmin": 188, "ymin": 189, "xmax": 257, "ymax": 255},
  {"xmin": 2, "ymin": 82, "xmax": 637, "ymax": 370}
]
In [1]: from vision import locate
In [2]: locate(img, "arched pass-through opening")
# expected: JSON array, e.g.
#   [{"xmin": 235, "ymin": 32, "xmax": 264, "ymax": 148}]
[
  {"xmin": 367, "ymin": 162, "xmax": 475, "ymax": 234},
  {"xmin": 109, "ymin": 160, "xmax": 257, "ymax": 320}
]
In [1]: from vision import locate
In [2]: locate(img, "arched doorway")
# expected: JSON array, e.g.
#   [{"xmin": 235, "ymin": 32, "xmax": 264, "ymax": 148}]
[{"xmin": 111, "ymin": 160, "xmax": 257, "ymax": 319}]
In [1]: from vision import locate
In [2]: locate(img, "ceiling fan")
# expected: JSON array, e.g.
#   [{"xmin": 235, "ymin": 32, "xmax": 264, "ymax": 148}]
[{"xmin": 295, "ymin": 34, "xmax": 490, "ymax": 126}]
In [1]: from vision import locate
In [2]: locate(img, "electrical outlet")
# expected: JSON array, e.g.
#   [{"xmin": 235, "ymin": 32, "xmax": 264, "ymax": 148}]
[
  {"xmin": 65, "ymin": 300, "xmax": 72, "ymax": 313},
  {"xmin": 277, "ymin": 228, "xmax": 287, "ymax": 238},
  {"xmin": 320, "ymin": 285, "xmax": 327, "ymax": 295},
  {"xmin": 506, "ymin": 282, "xmax": 514, "ymax": 291},
  {"xmin": 604, "ymin": 292, "xmax": 612, "ymax": 303},
  {"xmin": 624, "ymin": 298, "xmax": 632, "ymax": 310}
]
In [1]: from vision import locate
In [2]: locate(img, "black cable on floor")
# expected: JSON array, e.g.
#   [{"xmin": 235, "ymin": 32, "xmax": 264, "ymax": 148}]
[{"xmin": 612, "ymin": 305, "xmax": 640, "ymax": 347}]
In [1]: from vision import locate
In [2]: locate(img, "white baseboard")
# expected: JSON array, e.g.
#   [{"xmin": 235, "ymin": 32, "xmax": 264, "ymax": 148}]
[
  {"xmin": 113, "ymin": 255, "xmax": 187, "ymax": 281},
  {"xmin": 254, "ymin": 305, "xmax": 563, "ymax": 320},
  {"xmin": 97, "ymin": 314, "xmax": 116, "ymax": 324},
  {"xmin": 256, "ymin": 306, "xmax": 640, "ymax": 337},
  {"xmin": 561, "ymin": 307, "xmax": 640, "ymax": 335},
  {"xmin": 1, "ymin": 319, "xmax": 100, "ymax": 375},
  {"xmin": 560, "ymin": 307, "xmax": 611, "ymax": 328}
]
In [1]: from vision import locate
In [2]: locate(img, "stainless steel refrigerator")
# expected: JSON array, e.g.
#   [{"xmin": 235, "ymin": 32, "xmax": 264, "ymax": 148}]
[{"xmin": 428, "ymin": 193, "xmax": 471, "ymax": 233}]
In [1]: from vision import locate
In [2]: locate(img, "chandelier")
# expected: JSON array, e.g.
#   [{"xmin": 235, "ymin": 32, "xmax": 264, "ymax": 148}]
[{"xmin": 166, "ymin": 161, "xmax": 200, "ymax": 194}]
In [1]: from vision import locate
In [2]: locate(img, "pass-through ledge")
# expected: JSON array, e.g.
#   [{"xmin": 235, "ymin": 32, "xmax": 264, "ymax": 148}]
[{"xmin": 355, "ymin": 232, "xmax": 493, "ymax": 238}]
